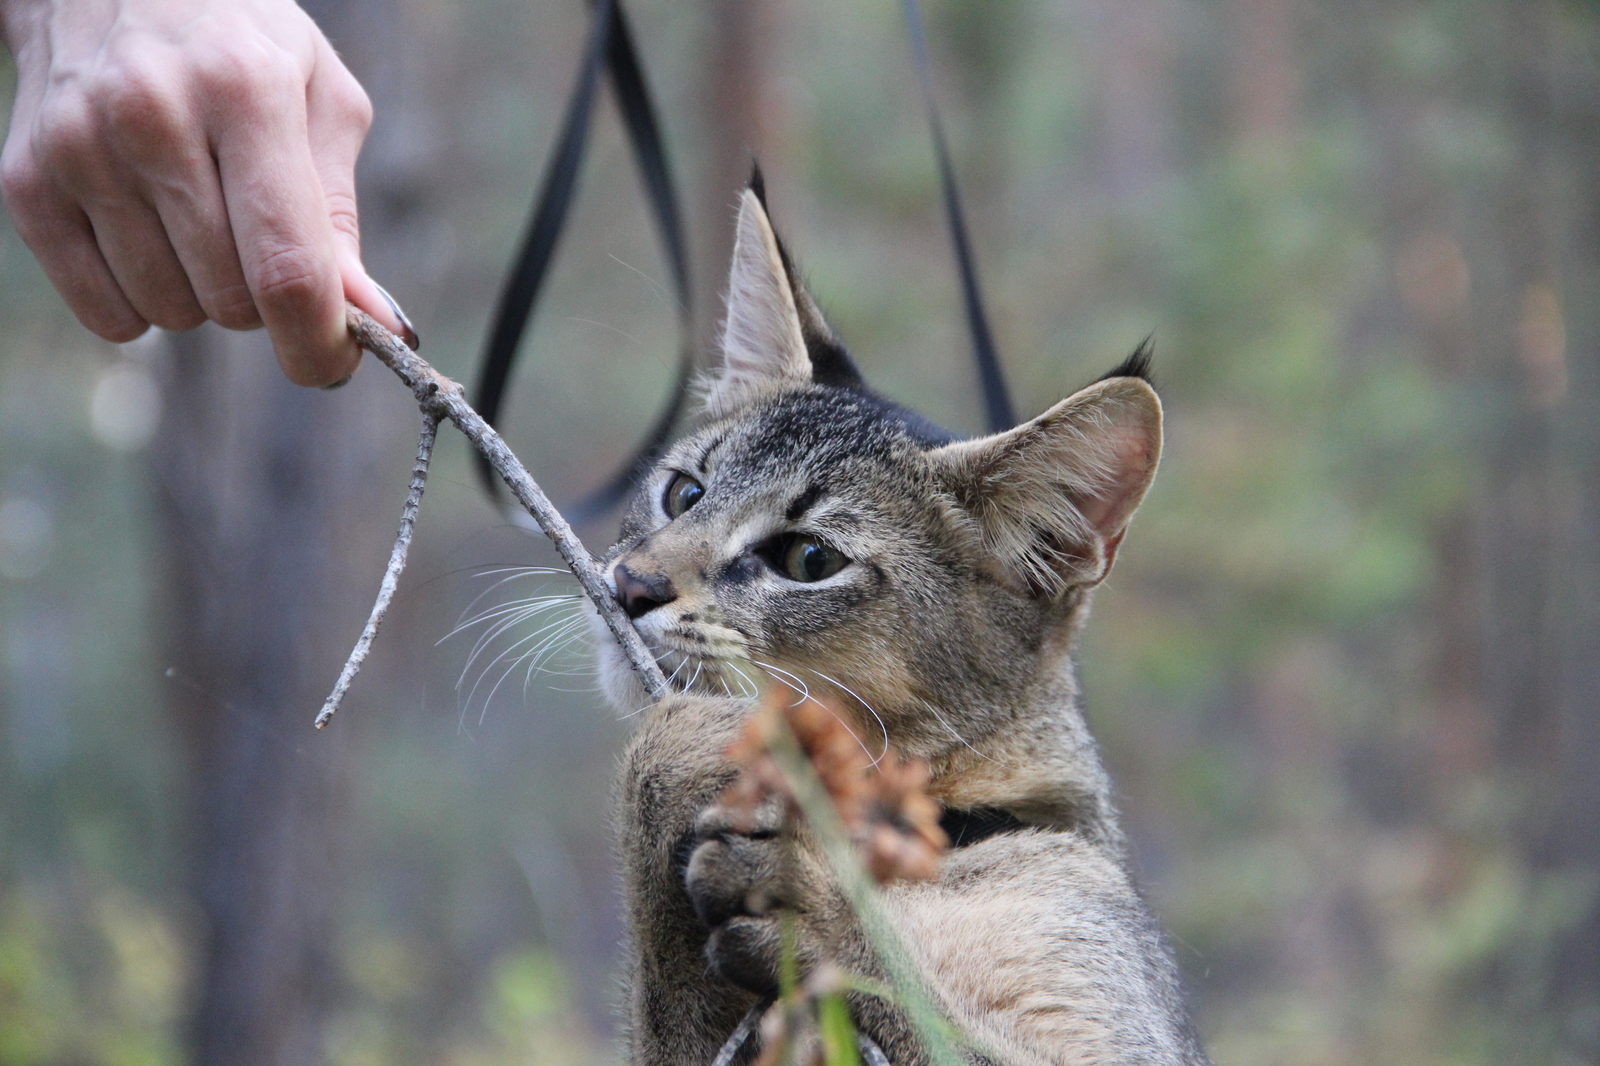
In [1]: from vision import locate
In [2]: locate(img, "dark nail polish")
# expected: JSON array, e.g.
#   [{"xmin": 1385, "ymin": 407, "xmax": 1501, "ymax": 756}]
[
  {"xmin": 322, "ymin": 373, "xmax": 354, "ymax": 390},
  {"xmin": 372, "ymin": 281, "xmax": 420, "ymax": 350}
]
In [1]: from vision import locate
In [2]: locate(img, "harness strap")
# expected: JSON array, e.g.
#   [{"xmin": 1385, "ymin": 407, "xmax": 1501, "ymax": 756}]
[
  {"xmin": 900, "ymin": 0, "xmax": 1016, "ymax": 433},
  {"xmin": 939, "ymin": 806, "xmax": 1031, "ymax": 848},
  {"xmin": 711, "ymin": 997, "xmax": 895, "ymax": 1066},
  {"xmin": 473, "ymin": 0, "xmax": 694, "ymax": 521}
]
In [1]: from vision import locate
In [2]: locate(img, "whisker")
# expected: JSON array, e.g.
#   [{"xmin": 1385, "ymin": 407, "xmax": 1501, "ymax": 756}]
[
  {"xmin": 454, "ymin": 594, "xmax": 582, "ymax": 667},
  {"xmin": 460, "ymin": 610, "xmax": 587, "ymax": 712},
  {"xmin": 662, "ymin": 654, "xmax": 691, "ymax": 692},
  {"xmin": 725, "ymin": 660, "xmax": 761, "ymax": 700},
  {"xmin": 477, "ymin": 615, "xmax": 591, "ymax": 724},
  {"xmin": 919, "ymin": 697, "xmax": 996, "ymax": 764},
  {"xmin": 452, "ymin": 567, "xmax": 574, "ymax": 628},
  {"xmin": 750, "ymin": 659, "xmax": 810, "ymax": 702},
  {"xmin": 607, "ymin": 252, "xmax": 690, "ymax": 319},
  {"xmin": 457, "ymin": 605, "xmax": 540, "ymax": 684},
  {"xmin": 523, "ymin": 617, "xmax": 591, "ymax": 691},
  {"xmin": 444, "ymin": 591, "xmax": 581, "ymax": 650},
  {"xmin": 751, "ymin": 659, "xmax": 877, "ymax": 766},
  {"xmin": 801, "ymin": 666, "xmax": 891, "ymax": 765}
]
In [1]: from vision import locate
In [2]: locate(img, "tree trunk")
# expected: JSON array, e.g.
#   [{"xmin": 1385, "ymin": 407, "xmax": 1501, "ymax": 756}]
[{"xmin": 151, "ymin": 0, "xmax": 419, "ymax": 1060}]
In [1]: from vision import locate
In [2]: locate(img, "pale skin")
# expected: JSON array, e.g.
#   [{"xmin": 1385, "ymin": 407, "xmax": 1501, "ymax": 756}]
[{"xmin": 0, "ymin": 0, "xmax": 412, "ymax": 387}]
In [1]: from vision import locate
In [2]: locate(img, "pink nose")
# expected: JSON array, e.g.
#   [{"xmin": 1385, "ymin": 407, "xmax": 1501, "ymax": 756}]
[{"xmin": 613, "ymin": 562, "xmax": 677, "ymax": 619}]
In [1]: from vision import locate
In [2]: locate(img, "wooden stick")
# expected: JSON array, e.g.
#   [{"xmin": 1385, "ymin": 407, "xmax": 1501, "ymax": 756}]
[
  {"xmin": 317, "ymin": 308, "xmax": 670, "ymax": 728},
  {"xmin": 315, "ymin": 411, "xmax": 438, "ymax": 728}
]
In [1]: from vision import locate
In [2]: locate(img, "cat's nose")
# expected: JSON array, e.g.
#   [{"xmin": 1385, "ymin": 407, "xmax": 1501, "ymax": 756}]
[{"xmin": 613, "ymin": 562, "xmax": 678, "ymax": 619}]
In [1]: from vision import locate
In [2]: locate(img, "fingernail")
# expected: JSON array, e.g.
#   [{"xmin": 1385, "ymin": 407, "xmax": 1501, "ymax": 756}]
[
  {"xmin": 372, "ymin": 281, "xmax": 420, "ymax": 350},
  {"xmin": 322, "ymin": 373, "xmax": 355, "ymax": 391}
]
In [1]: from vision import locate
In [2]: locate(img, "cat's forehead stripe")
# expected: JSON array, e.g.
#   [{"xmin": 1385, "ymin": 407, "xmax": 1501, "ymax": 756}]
[
  {"xmin": 784, "ymin": 483, "xmax": 824, "ymax": 522},
  {"xmin": 695, "ymin": 431, "xmax": 728, "ymax": 472}
]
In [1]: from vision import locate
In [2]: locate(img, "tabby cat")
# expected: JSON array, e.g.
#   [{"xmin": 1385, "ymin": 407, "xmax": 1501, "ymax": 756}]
[{"xmin": 598, "ymin": 177, "xmax": 1210, "ymax": 1066}]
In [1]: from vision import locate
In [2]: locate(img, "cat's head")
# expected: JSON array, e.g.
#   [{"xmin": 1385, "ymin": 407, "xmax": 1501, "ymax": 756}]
[{"xmin": 599, "ymin": 181, "xmax": 1161, "ymax": 755}]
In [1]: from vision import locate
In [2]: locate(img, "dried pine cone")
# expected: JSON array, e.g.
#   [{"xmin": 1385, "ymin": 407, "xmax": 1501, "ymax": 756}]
[{"xmin": 722, "ymin": 687, "xmax": 948, "ymax": 884}]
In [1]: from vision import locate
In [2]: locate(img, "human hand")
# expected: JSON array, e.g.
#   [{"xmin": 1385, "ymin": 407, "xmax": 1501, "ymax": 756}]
[{"xmin": 0, "ymin": 0, "xmax": 415, "ymax": 387}]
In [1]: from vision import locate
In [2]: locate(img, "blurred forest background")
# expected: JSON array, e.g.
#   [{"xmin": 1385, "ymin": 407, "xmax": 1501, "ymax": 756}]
[{"xmin": 2, "ymin": 0, "xmax": 1599, "ymax": 1063}]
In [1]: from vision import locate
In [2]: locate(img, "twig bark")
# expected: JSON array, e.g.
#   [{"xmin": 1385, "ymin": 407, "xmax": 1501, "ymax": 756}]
[
  {"xmin": 317, "ymin": 308, "xmax": 670, "ymax": 728},
  {"xmin": 315, "ymin": 411, "xmax": 438, "ymax": 728}
]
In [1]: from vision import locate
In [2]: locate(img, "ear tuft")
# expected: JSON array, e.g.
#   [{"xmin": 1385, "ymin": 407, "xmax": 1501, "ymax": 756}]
[
  {"xmin": 928, "ymin": 377, "xmax": 1162, "ymax": 596},
  {"xmin": 1097, "ymin": 335, "xmax": 1155, "ymax": 385}
]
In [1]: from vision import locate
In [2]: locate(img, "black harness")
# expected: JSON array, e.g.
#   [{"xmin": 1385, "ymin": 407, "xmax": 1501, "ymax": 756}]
[{"xmin": 939, "ymin": 805, "xmax": 1032, "ymax": 848}]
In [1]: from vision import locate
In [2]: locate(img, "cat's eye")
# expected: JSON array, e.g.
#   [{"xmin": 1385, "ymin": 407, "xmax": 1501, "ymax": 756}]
[
  {"xmin": 663, "ymin": 472, "xmax": 704, "ymax": 518},
  {"xmin": 780, "ymin": 535, "xmax": 849, "ymax": 583}
]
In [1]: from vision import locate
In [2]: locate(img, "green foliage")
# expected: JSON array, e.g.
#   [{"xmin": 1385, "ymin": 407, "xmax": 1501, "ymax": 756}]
[
  {"xmin": 0, "ymin": 885, "xmax": 185, "ymax": 1066},
  {"xmin": 817, "ymin": 993, "xmax": 861, "ymax": 1066}
]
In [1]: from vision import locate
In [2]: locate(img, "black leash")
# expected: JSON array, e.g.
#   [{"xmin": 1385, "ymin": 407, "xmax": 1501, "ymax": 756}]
[
  {"xmin": 473, "ymin": 0, "xmax": 694, "ymax": 522},
  {"xmin": 900, "ymin": 0, "xmax": 1015, "ymax": 433},
  {"xmin": 476, "ymin": 0, "xmax": 1016, "ymax": 523}
]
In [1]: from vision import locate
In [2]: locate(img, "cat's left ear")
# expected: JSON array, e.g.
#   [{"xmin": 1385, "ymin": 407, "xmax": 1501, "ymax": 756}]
[
  {"xmin": 927, "ymin": 374, "xmax": 1162, "ymax": 596},
  {"xmin": 705, "ymin": 182, "xmax": 862, "ymax": 417}
]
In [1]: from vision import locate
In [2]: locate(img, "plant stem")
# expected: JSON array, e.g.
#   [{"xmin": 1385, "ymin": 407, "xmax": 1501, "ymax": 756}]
[{"xmin": 764, "ymin": 716, "xmax": 968, "ymax": 1066}]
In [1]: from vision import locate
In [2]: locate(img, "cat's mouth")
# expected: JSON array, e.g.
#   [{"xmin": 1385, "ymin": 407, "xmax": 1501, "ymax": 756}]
[{"xmin": 641, "ymin": 619, "xmax": 763, "ymax": 698}]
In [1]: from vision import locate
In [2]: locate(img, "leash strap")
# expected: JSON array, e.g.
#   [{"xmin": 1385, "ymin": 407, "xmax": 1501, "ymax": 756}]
[
  {"xmin": 477, "ymin": 0, "xmax": 1015, "ymax": 519},
  {"xmin": 900, "ymin": 0, "xmax": 1015, "ymax": 433},
  {"xmin": 710, "ymin": 999, "xmax": 769, "ymax": 1066},
  {"xmin": 708, "ymin": 997, "xmax": 895, "ymax": 1066},
  {"xmin": 474, "ymin": 0, "xmax": 694, "ymax": 521}
]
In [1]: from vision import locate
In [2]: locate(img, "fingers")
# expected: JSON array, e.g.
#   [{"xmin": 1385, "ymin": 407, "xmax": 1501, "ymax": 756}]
[
  {"xmin": 83, "ymin": 196, "xmax": 208, "ymax": 332},
  {"xmin": 146, "ymin": 143, "xmax": 260, "ymax": 331},
  {"xmin": 54, "ymin": 55, "xmax": 213, "ymax": 333},
  {"xmin": 212, "ymin": 44, "xmax": 356, "ymax": 386},
  {"xmin": 304, "ymin": 39, "xmax": 416, "ymax": 350},
  {"xmin": 3, "ymin": 26, "xmax": 264, "ymax": 343},
  {"xmin": 1, "ymin": 2, "xmax": 403, "ymax": 385},
  {"xmin": 0, "ymin": 150, "xmax": 148, "ymax": 342}
]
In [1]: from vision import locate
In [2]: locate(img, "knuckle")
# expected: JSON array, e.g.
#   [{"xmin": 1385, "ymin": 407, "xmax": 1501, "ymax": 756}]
[
  {"xmin": 204, "ymin": 45, "xmax": 303, "ymax": 111},
  {"xmin": 31, "ymin": 97, "xmax": 99, "ymax": 174},
  {"xmin": 203, "ymin": 281, "xmax": 262, "ymax": 330},
  {"xmin": 332, "ymin": 75, "xmax": 373, "ymax": 131},
  {"xmin": 324, "ymin": 190, "xmax": 360, "ymax": 243},
  {"xmin": 0, "ymin": 150, "xmax": 45, "ymax": 208},
  {"xmin": 94, "ymin": 59, "xmax": 187, "ymax": 143},
  {"xmin": 249, "ymin": 242, "xmax": 327, "ymax": 310}
]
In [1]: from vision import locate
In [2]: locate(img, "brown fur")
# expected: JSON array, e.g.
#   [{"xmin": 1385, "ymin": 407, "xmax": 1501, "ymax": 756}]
[{"xmin": 600, "ymin": 187, "xmax": 1210, "ymax": 1065}]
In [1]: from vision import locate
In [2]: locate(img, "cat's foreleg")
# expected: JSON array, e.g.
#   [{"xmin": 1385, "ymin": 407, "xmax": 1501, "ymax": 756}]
[
  {"xmin": 685, "ymin": 796, "xmax": 977, "ymax": 1066},
  {"xmin": 614, "ymin": 693, "xmax": 763, "ymax": 1065}
]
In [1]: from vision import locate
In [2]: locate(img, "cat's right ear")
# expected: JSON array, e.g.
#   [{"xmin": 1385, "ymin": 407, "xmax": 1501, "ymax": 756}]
[
  {"xmin": 927, "ymin": 374, "xmax": 1163, "ymax": 596},
  {"xmin": 704, "ymin": 188, "xmax": 812, "ymax": 418}
]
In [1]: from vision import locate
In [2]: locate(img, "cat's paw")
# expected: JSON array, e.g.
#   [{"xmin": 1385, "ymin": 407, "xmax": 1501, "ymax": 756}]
[{"xmin": 683, "ymin": 798, "xmax": 805, "ymax": 994}]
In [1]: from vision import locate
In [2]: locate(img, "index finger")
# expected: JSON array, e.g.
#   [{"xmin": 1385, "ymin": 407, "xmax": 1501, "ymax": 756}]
[{"xmin": 210, "ymin": 51, "xmax": 356, "ymax": 386}]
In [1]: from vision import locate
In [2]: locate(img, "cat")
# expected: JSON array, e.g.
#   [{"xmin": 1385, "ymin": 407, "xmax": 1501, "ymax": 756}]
[{"xmin": 597, "ymin": 175, "xmax": 1211, "ymax": 1066}]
